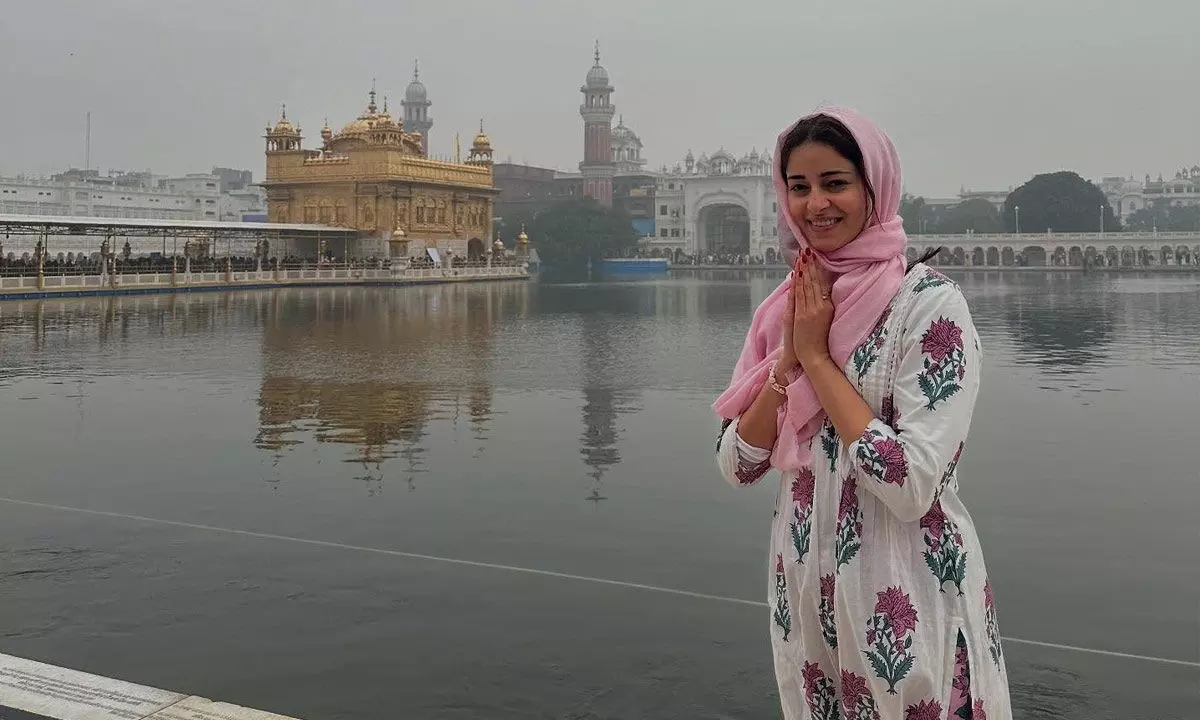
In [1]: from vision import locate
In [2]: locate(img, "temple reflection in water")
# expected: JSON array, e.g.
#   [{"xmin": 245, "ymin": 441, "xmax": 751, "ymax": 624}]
[{"xmin": 252, "ymin": 282, "xmax": 521, "ymax": 475}]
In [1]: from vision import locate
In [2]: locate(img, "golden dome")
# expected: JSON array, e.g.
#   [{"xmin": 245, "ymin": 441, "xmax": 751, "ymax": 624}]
[
  {"xmin": 517, "ymin": 229, "xmax": 529, "ymax": 244},
  {"xmin": 492, "ymin": 238, "xmax": 505, "ymax": 251},
  {"xmin": 472, "ymin": 119, "xmax": 491, "ymax": 150},
  {"xmin": 270, "ymin": 104, "xmax": 299, "ymax": 135},
  {"xmin": 337, "ymin": 89, "xmax": 384, "ymax": 137}
]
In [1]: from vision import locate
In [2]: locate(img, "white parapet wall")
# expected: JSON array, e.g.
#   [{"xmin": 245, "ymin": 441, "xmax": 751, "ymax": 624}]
[{"xmin": 0, "ymin": 264, "xmax": 530, "ymax": 298}]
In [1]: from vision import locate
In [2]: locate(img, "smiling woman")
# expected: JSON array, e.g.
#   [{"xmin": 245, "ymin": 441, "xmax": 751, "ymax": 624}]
[
  {"xmin": 780, "ymin": 118, "xmax": 875, "ymax": 254},
  {"xmin": 712, "ymin": 107, "xmax": 1014, "ymax": 720}
]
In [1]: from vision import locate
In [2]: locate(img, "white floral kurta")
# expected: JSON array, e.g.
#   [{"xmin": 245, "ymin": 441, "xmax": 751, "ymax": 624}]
[{"xmin": 717, "ymin": 265, "xmax": 1012, "ymax": 720}]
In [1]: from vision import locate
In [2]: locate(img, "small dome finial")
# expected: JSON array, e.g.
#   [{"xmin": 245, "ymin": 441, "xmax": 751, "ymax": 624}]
[
  {"xmin": 413, "ymin": 58, "xmax": 420, "ymax": 81},
  {"xmin": 383, "ymin": 95, "xmax": 389, "ymax": 113},
  {"xmin": 280, "ymin": 103, "xmax": 287, "ymax": 120},
  {"xmin": 594, "ymin": 39, "xmax": 601, "ymax": 65},
  {"xmin": 368, "ymin": 79, "xmax": 378, "ymax": 113}
]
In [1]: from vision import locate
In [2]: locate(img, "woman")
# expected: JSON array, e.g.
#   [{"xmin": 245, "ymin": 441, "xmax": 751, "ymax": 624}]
[{"xmin": 714, "ymin": 107, "xmax": 1012, "ymax": 720}]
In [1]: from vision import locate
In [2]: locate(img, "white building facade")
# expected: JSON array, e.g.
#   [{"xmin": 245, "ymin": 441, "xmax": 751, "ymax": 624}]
[
  {"xmin": 0, "ymin": 169, "xmax": 265, "ymax": 223},
  {"xmin": 1098, "ymin": 166, "xmax": 1200, "ymax": 223},
  {"xmin": 648, "ymin": 148, "xmax": 779, "ymax": 261}
]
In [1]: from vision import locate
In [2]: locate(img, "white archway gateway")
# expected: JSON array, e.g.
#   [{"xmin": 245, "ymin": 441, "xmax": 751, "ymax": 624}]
[{"xmin": 695, "ymin": 202, "xmax": 751, "ymax": 258}]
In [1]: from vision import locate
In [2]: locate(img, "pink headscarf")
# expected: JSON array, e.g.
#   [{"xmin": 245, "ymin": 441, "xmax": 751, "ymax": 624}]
[{"xmin": 712, "ymin": 106, "xmax": 908, "ymax": 471}]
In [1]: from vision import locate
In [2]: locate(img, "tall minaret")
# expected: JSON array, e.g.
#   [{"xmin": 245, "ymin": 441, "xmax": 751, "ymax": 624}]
[
  {"xmin": 579, "ymin": 41, "xmax": 615, "ymax": 207},
  {"xmin": 402, "ymin": 59, "xmax": 433, "ymax": 155}
]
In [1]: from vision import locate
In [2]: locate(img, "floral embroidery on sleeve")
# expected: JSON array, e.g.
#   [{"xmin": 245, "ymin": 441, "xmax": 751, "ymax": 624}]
[
  {"xmin": 840, "ymin": 670, "xmax": 880, "ymax": 720},
  {"xmin": 919, "ymin": 500, "xmax": 967, "ymax": 594},
  {"xmin": 913, "ymin": 267, "xmax": 951, "ymax": 293},
  {"xmin": 864, "ymin": 586, "xmax": 919, "ymax": 694},
  {"xmin": 857, "ymin": 428, "xmax": 909, "ymax": 487},
  {"xmin": 773, "ymin": 554, "xmax": 791, "ymax": 641},
  {"xmin": 937, "ymin": 442, "xmax": 965, "ymax": 497},
  {"xmin": 790, "ymin": 468, "xmax": 816, "ymax": 564},
  {"xmin": 972, "ymin": 700, "xmax": 988, "ymax": 720},
  {"xmin": 801, "ymin": 662, "xmax": 841, "ymax": 720},
  {"xmin": 836, "ymin": 475, "xmax": 864, "ymax": 570},
  {"xmin": 917, "ymin": 317, "xmax": 966, "ymax": 410},
  {"xmin": 734, "ymin": 451, "xmax": 771, "ymax": 486}
]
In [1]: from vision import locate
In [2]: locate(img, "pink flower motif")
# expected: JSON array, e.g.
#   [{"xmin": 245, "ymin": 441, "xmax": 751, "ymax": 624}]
[
  {"xmin": 775, "ymin": 553, "xmax": 785, "ymax": 575},
  {"xmin": 840, "ymin": 670, "xmax": 868, "ymax": 708},
  {"xmin": 871, "ymin": 436, "xmax": 908, "ymax": 486},
  {"xmin": 903, "ymin": 699, "xmax": 943, "ymax": 720},
  {"xmin": 874, "ymin": 586, "xmax": 919, "ymax": 637},
  {"xmin": 972, "ymin": 699, "xmax": 988, "ymax": 720},
  {"xmin": 919, "ymin": 501, "xmax": 946, "ymax": 550},
  {"xmin": 801, "ymin": 661, "xmax": 825, "ymax": 701},
  {"xmin": 820, "ymin": 573, "xmax": 835, "ymax": 601},
  {"xmin": 792, "ymin": 467, "xmax": 815, "ymax": 509},
  {"xmin": 867, "ymin": 627, "xmax": 877, "ymax": 645},
  {"xmin": 920, "ymin": 317, "xmax": 963, "ymax": 363},
  {"xmin": 984, "ymin": 579, "xmax": 994, "ymax": 609},
  {"xmin": 954, "ymin": 532, "xmax": 964, "ymax": 546},
  {"xmin": 838, "ymin": 476, "xmax": 859, "ymax": 520}
]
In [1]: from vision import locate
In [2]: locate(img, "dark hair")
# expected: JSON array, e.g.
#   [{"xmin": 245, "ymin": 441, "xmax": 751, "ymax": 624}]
[{"xmin": 779, "ymin": 114, "xmax": 939, "ymax": 272}]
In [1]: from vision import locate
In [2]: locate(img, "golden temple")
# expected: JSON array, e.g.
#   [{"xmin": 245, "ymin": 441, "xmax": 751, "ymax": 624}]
[{"xmin": 262, "ymin": 89, "xmax": 498, "ymax": 259}]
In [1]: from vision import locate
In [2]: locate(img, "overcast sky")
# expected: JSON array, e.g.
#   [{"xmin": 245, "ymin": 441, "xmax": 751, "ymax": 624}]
[{"xmin": 1, "ymin": 0, "xmax": 1196, "ymax": 197}]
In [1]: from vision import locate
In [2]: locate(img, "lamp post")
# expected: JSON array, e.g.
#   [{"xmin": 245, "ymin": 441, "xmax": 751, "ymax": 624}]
[
  {"xmin": 1014, "ymin": 205, "xmax": 1021, "ymax": 235},
  {"xmin": 1100, "ymin": 205, "xmax": 1105, "ymax": 234}
]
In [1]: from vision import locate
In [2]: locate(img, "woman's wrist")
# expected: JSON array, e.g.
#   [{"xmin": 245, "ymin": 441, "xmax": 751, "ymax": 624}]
[
  {"xmin": 776, "ymin": 353, "xmax": 799, "ymax": 376},
  {"xmin": 798, "ymin": 352, "xmax": 835, "ymax": 374}
]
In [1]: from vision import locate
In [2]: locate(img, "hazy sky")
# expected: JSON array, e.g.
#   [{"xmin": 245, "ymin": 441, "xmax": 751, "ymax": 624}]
[{"xmin": 2, "ymin": 0, "xmax": 1196, "ymax": 197}]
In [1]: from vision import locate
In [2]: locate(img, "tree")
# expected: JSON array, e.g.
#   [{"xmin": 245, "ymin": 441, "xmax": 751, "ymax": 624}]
[
  {"xmin": 899, "ymin": 194, "xmax": 931, "ymax": 234},
  {"xmin": 1125, "ymin": 201, "xmax": 1200, "ymax": 232},
  {"xmin": 529, "ymin": 198, "xmax": 639, "ymax": 268},
  {"xmin": 936, "ymin": 198, "xmax": 1002, "ymax": 234},
  {"xmin": 495, "ymin": 207, "xmax": 538, "ymax": 244},
  {"xmin": 1002, "ymin": 171, "xmax": 1119, "ymax": 233}
]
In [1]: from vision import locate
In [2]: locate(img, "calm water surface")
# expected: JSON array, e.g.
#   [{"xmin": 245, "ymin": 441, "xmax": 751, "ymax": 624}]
[{"xmin": 0, "ymin": 271, "xmax": 1197, "ymax": 719}]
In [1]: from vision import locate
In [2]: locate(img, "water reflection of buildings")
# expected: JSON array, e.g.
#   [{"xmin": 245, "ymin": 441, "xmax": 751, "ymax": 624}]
[
  {"xmin": 576, "ymin": 313, "xmax": 643, "ymax": 505},
  {"xmin": 956, "ymin": 270, "xmax": 1200, "ymax": 374},
  {"xmin": 252, "ymin": 283, "xmax": 522, "ymax": 484}
]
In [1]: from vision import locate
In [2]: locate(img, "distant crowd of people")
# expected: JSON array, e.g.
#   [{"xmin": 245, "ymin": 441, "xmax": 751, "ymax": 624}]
[{"xmin": 0, "ymin": 251, "xmax": 526, "ymax": 277}]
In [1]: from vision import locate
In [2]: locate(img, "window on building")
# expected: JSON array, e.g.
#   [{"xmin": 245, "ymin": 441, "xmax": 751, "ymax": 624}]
[
  {"xmin": 660, "ymin": 229, "xmax": 668, "ymax": 237},
  {"xmin": 671, "ymin": 229, "xmax": 680, "ymax": 237},
  {"xmin": 659, "ymin": 205, "xmax": 667, "ymax": 215}
]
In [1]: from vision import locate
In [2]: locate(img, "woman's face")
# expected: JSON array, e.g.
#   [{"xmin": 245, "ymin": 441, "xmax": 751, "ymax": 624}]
[{"xmin": 784, "ymin": 141, "xmax": 870, "ymax": 254}]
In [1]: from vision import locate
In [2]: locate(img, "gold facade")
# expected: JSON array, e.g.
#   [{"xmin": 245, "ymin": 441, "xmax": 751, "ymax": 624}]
[{"xmin": 262, "ymin": 93, "xmax": 498, "ymax": 256}]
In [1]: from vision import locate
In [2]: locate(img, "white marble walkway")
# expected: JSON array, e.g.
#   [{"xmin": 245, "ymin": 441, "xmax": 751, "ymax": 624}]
[{"xmin": 0, "ymin": 653, "xmax": 299, "ymax": 720}]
